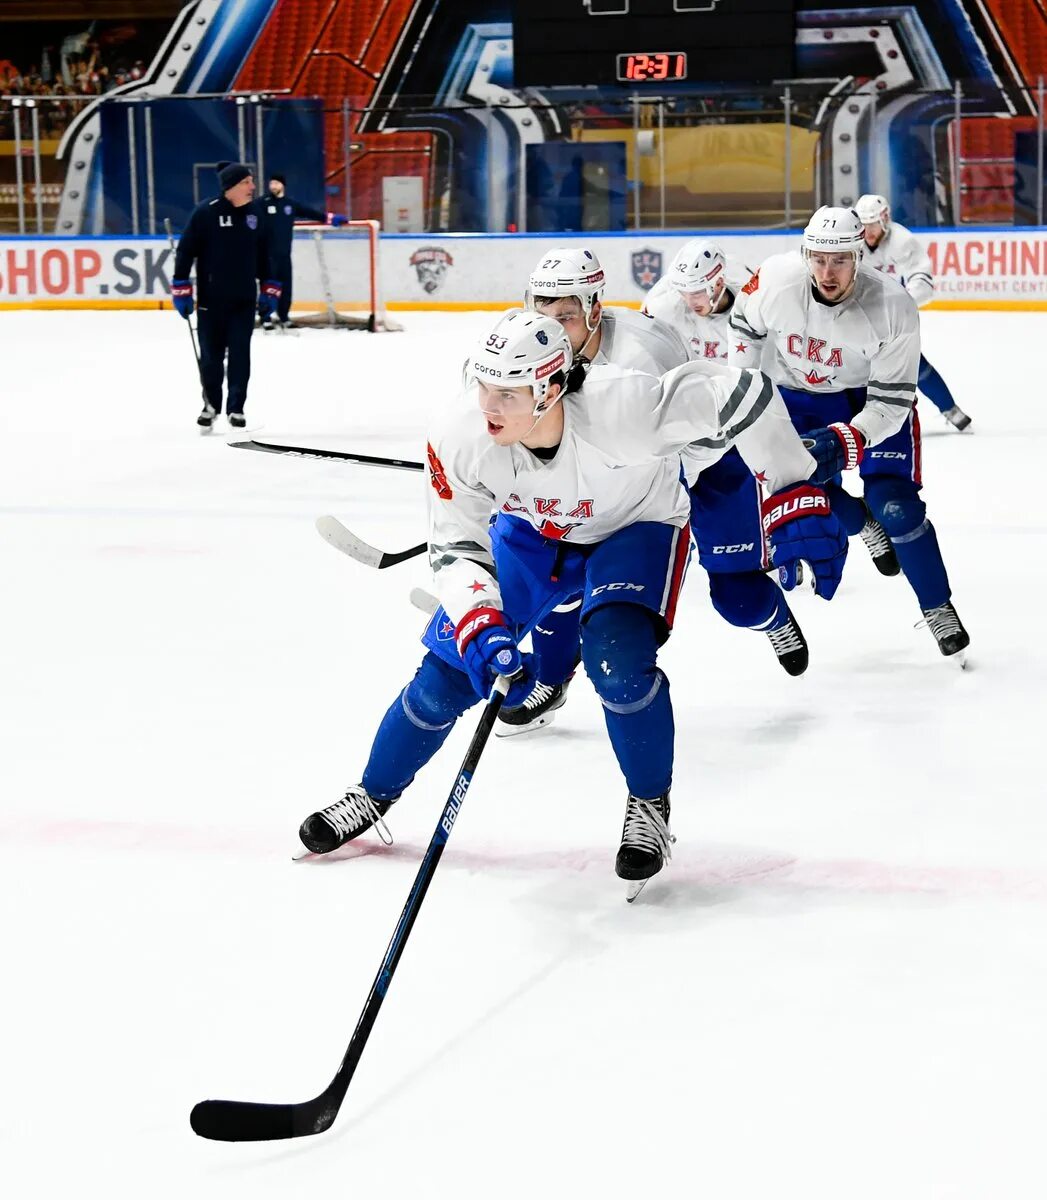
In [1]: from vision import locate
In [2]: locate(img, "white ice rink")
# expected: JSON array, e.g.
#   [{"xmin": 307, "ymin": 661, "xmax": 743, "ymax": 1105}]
[{"xmin": 3, "ymin": 308, "xmax": 1047, "ymax": 1198}]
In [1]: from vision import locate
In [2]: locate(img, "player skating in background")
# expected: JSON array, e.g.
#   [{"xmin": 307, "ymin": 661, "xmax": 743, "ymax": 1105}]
[
  {"xmin": 496, "ymin": 247, "xmax": 692, "ymax": 735},
  {"xmin": 729, "ymin": 206, "xmax": 970, "ymax": 661},
  {"xmin": 298, "ymin": 309, "xmax": 848, "ymax": 896},
  {"xmin": 855, "ymin": 193, "xmax": 972, "ymax": 432}
]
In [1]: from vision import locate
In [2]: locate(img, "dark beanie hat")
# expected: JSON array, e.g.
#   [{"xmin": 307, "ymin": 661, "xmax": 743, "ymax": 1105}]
[
  {"xmin": 269, "ymin": 172, "xmax": 286, "ymax": 186},
  {"xmin": 217, "ymin": 161, "xmax": 251, "ymax": 190}
]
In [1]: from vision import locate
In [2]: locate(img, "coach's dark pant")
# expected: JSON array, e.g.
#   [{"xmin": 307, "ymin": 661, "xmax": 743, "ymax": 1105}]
[{"xmin": 198, "ymin": 301, "xmax": 255, "ymax": 415}]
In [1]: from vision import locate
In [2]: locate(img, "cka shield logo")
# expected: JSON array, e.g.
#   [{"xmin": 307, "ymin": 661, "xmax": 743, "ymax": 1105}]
[
  {"xmin": 631, "ymin": 248, "xmax": 662, "ymax": 291},
  {"xmin": 246, "ymin": 213, "xmax": 258, "ymax": 230},
  {"xmin": 410, "ymin": 246, "xmax": 454, "ymax": 294}
]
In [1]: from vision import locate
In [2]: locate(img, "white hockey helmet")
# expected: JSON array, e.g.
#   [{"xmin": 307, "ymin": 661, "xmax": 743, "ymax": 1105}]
[
  {"xmin": 855, "ymin": 193, "xmax": 891, "ymax": 233},
  {"xmin": 669, "ymin": 238, "xmax": 727, "ymax": 294},
  {"xmin": 527, "ymin": 247, "xmax": 606, "ymax": 316},
  {"xmin": 801, "ymin": 206, "xmax": 865, "ymax": 264},
  {"xmin": 467, "ymin": 308, "xmax": 573, "ymax": 406}
]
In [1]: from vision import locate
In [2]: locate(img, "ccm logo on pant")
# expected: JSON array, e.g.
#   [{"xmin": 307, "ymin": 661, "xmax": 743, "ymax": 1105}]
[
  {"xmin": 712, "ymin": 543, "xmax": 755, "ymax": 554},
  {"xmin": 591, "ymin": 582, "xmax": 646, "ymax": 596}
]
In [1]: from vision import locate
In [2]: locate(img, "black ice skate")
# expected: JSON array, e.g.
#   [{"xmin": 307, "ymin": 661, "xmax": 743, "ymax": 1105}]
[
  {"xmin": 298, "ymin": 786, "xmax": 395, "ymax": 855},
  {"xmin": 943, "ymin": 405, "xmax": 972, "ymax": 432},
  {"xmin": 766, "ymin": 610, "xmax": 809, "ymax": 676},
  {"xmin": 859, "ymin": 506, "xmax": 901, "ymax": 576},
  {"xmin": 496, "ymin": 677, "xmax": 571, "ymax": 737},
  {"xmin": 918, "ymin": 601, "xmax": 970, "ymax": 666},
  {"xmin": 228, "ymin": 413, "xmax": 247, "ymax": 429},
  {"xmin": 197, "ymin": 403, "xmax": 216, "ymax": 432},
  {"xmin": 615, "ymin": 792, "xmax": 674, "ymax": 902}
]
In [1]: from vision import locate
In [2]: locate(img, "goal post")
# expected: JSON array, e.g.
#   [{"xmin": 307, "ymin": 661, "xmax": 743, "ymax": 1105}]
[{"xmin": 288, "ymin": 220, "xmax": 401, "ymax": 331}]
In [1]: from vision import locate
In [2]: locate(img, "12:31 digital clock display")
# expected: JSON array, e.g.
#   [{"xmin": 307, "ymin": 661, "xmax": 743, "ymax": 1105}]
[{"xmin": 615, "ymin": 51, "xmax": 688, "ymax": 83}]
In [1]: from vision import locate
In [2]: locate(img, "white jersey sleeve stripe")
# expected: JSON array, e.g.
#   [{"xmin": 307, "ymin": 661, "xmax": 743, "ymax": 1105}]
[{"xmin": 724, "ymin": 374, "xmax": 774, "ymax": 440}]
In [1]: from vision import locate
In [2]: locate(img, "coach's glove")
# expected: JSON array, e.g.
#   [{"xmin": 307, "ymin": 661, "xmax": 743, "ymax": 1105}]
[
  {"xmin": 803, "ymin": 422, "xmax": 864, "ymax": 485},
  {"xmin": 171, "ymin": 279, "xmax": 194, "ymax": 319},
  {"xmin": 762, "ymin": 483, "xmax": 848, "ymax": 600},
  {"xmin": 328, "ymin": 212, "xmax": 349, "ymax": 227},
  {"xmin": 258, "ymin": 280, "xmax": 282, "ymax": 320},
  {"xmin": 455, "ymin": 607, "xmax": 530, "ymax": 704}
]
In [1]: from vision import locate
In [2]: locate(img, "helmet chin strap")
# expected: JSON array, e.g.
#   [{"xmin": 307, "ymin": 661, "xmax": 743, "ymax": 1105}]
[{"xmin": 576, "ymin": 304, "xmax": 602, "ymax": 362}]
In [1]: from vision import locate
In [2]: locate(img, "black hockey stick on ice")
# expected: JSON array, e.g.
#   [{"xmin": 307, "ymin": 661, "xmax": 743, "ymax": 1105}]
[
  {"xmin": 315, "ymin": 515, "xmax": 426, "ymax": 569},
  {"xmin": 229, "ymin": 439, "xmax": 424, "ymax": 472},
  {"xmin": 164, "ymin": 218, "xmax": 202, "ymax": 374},
  {"xmin": 190, "ymin": 674, "xmax": 512, "ymax": 1142}
]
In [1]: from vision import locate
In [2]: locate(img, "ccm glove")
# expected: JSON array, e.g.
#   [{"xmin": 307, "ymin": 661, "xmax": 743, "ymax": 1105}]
[
  {"xmin": 171, "ymin": 279, "xmax": 194, "ymax": 319},
  {"xmin": 762, "ymin": 483, "xmax": 848, "ymax": 600},
  {"xmin": 258, "ymin": 280, "xmax": 283, "ymax": 320},
  {"xmin": 803, "ymin": 422, "xmax": 864, "ymax": 485},
  {"xmin": 455, "ymin": 607, "xmax": 530, "ymax": 704}
]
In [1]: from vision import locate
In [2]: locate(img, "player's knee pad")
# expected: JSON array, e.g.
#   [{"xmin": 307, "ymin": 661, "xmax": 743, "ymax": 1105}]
[
  {"xmin": 708, "ymin": 570, "xmax": 780, "ymax": 629},
  {"xmin": 401, "ymin": 652, "xmax": 477, "ymax": 730},
  {"xmin": 580, "ymin": 604, "xmax": 663, "ymax": 713},
  {"xmin": 864, "ymin": 477, "xmax": 927, "ymax": 540}
]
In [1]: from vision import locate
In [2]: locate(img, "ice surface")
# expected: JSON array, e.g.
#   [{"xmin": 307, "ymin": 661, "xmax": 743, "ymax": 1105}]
[{"xmin": 3, "ymin": 310, "xmax": 1046, "ymax": 1199}]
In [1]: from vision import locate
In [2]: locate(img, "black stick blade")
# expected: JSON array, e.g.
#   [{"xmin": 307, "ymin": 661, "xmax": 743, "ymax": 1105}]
[{"xmin": 190, "ymin": 1097, "xmax": 338, "ymax": 1142}]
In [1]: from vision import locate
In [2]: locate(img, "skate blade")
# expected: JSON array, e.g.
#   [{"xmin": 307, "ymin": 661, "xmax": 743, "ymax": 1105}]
[
  {"xmin": 625, "ymin": 878, "xmax": 649, "ymax": 903},
  {"xmin": 292, "ymin": 847, "xmax": 315, "ymax": 862},
  {"xmin": 950, "ymin": 650, "xmax": 969, "ymax": 671},
  {"xmin": 495, "ymin": 711, "xmax": 558, "ymax": 738}
]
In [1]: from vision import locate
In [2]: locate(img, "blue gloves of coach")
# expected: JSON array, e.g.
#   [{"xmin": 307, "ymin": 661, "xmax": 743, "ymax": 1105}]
[
  {"xmin": 455, "ymin": 607, "xmax": 531, "ymax": 705},
  {"xmin": 803, "ymin": 422, "xmax": 865, "ymax": 485},
  {"xmin": 327, "ymin": 213, "xmax": 349, "ymax": 227},
  {"xmin": 257, "ymin": 279, "xmax": 283, "ymax": 320},
  {"xmin": 762, "ymin": 484, "xmax": 848, "ymax": 600},
  {"xmin": 171, "ymin": 279, "xmax": 194, "ymax": 319}
]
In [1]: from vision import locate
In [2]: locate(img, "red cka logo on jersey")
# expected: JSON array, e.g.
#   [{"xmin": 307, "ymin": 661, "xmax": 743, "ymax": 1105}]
[
  {"xmin": 502, "ymin": 493, "xmax": 595, "ymax": 540},
  {"xmin": 785, "ymin": 334, "xmax": 844, "ymax": 386},
  {"xmin": 427, "ymin": 442, "xmax": 452, "ymax": 499}
]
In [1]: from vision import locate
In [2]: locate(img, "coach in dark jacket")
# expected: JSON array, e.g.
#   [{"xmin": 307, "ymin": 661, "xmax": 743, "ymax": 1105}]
[
  {"xmin": 258, "ymin": 172, "xmax": 347, "ymax": 327},
  {"xmin": 171, "ymin": 162, "xmax": 280, "ymax": 429}
]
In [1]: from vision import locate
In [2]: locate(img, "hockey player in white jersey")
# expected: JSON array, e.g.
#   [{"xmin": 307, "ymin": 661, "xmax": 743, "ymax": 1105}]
[
  {"xmin": 298, "ymin": 310, "xmax": 848, "ymax": 893},
  {"xmin": 497, "ymin": 246, "xmax": 692, "ymax": 734},
  {"xmin": 642, "ymin": 237, "xmax": 748, "ymax": 362},
  {"xmin": 729, "ymin": 206, "xmax": 969, "ymax": 660},
  {"xmin": 855, "ymin": 193, "xmax": 971, "ymax": 431}
]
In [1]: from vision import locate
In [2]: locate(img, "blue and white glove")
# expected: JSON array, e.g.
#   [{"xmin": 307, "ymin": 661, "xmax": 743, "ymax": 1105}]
[
  {"xmin": 455, "ymin": 607, "xmax": 530, "ymax": 704},
  {"xmin": 803, "ymin": 422, "xmax": 864, "ymax": 485},
  {"xmin": 258, "ymin": 280, "xmax": 282, "ymax": 320},
  {"xmin": 762, "ymin": 484, "xmax": 848, "ymax": 600},
  {"xmin": 328, "ymin": 212, "xmax": 349, "ymax": 227},
  {"xmin": 171, "ymin": 279, "xmax": 194, "ymax": 319}
]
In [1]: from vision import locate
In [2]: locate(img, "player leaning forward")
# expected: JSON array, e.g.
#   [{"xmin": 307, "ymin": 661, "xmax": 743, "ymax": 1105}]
[
  {"xmin": 298, "ymin": 310, "xmax": 848, "ymax": 892},
  {"xmin": 729, "ymin": 206, "xmax": 969, "ymax": 658}
]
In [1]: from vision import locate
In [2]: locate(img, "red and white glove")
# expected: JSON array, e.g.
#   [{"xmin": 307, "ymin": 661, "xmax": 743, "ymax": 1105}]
[
  {"xmin": 454, "ymin": 607, "xmax": 527, "ymax": 702},
  {"xmin": 803, "ymin": 422, "xmax": 865, "ymax": 484},
  {"xmin": 762, "ymin": 483, "xmax": 848, "ymax": 600}
]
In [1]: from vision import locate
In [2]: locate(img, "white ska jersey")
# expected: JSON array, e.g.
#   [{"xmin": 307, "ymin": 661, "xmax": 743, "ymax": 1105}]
[
  {"xmin": 587, "ymin": 306, "xmax": 690, "ymax": 374},
  {"xmin": 426, "ymin": 362, "xmax": 816, "ymax": 624},
  {"xmin": 861, "ymin": 222, "xmax": 934, "ymax": 307},
  {"xmin": 642, "ymin": 269, "xmax": 750, "ymax": 363},
  {"xmin": 727, "ymin": 251, "xmax": 921, "ymax": 448}
]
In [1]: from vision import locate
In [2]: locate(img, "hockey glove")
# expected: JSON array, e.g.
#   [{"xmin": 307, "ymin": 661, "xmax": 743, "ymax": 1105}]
[
  {"xmin": 171, "ymin": 279, "xmax": 194, "ymax": 319},
  {"xmin": 455, "ymin": 607, "xmax": 530, "ymax": 704},
  {"xmin": 257, "ymin": 280, "xmax": 282, "ymax": 320},
  {"xmin": 762, "ymin": 483, "xmax": 848, "ymax": 600},
  {"xmin": 803, "ymin": 422, "xmax": 864, "ymax": 485},
  {"xmin": 328, "ymin": 213, "xmax": 349, "ymax": 227}
]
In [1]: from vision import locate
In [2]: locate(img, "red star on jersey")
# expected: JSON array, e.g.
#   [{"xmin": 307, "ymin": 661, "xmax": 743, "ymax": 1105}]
[
  {"xmin": 468, "ymin": 580, "xmax": 487, "ymax": 593},
  {"xmin": 804, "ymin": 369, "xmax": 831, "ymax": 386},
  {"xmin": 734, "ymin": 341, "xmax": 748, "ymax": 354},
  {"xmin": 754, "ymin": 471, "xmax": 767, "ymax": 484}
]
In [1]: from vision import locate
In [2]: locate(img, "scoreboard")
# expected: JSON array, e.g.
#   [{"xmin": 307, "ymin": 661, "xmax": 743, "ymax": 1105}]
[{"xmin": 511, "ymin": 0, "xmax": 795, "ymax": 88}]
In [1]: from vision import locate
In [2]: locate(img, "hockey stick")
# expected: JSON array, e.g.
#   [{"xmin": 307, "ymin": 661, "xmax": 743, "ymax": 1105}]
[
  {"xmin": 316, "ymin": 515, "xmax": 426, "ymax": 569},
  {"xmin": 229, "ymin": 439, "xmax": 424, "ymax": 472},
  {"xmin": 190, "ymin": 674, "xmax": 512, "ymax": 1142},
  {"xmin": 164, "ymin": 218, "xmax": 203, "ymax": 374}
]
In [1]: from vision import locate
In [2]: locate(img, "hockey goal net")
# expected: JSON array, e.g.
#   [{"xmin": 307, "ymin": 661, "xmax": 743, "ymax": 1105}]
[{"xmin": 289, "ymin": 220, "xmax": 401, "ymax": 331}]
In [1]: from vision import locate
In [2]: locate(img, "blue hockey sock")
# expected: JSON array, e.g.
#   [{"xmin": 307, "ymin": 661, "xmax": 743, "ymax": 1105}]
[
  {"xmin": 917, "ymin": 355, "xmax": 957, "ymax": 415},
  {"xmin": 708, "ymin": 570, "xmax": 785, "ymax": 630},
  {"xmin": 580, "ymin": 604, "xmax": 673, "ymax": 799},
  {"xmin": 826, "ymin": 482, "xmax": 869, "ymax": 536},
  {"xmin": 529, "ymin": 599, "xmax": 583, "ymax": 685},
  {"xmin": 361, "ymin": 653, "xmax": 478, "ymax": 801},
  {"xmin": 865, "ymin": 477, "xmax": 951, "ymax": 609}
]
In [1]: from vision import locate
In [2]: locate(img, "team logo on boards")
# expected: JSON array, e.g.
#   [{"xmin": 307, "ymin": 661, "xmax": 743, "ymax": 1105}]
[
  {"xmin": 631, "ymin": 249, "xmax": 663, "ymax": 291},
  {"xmin": 410, "ymin": 246, "xmax": 454, "ymax": 294}
]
